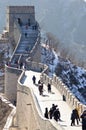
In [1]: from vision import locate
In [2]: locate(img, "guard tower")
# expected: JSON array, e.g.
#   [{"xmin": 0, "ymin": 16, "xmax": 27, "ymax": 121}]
[{"xmin": 6, "ymin": 6, "xmax": 35, "ymax": 44}]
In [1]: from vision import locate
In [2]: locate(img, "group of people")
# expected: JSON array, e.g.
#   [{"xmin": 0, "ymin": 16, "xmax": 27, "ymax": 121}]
[
  {"xmin": 44, "ymin": 104, "xmax": 61, "ymax": 122},
  {"xmin": 70, "ymin": 108, "xmax": 86, "ymax": 130},
  {"xmin": 32, "ymin": 76, "xmax": 44, "ymax": 95},
  {"xmin": 70, "ymin": 108, "xmax": 80, "ymax": 126},
  {"xmin": 44, "ymin": 105, "xmax": 86, "ymax": 130},
  {"xmin": 32, "ymin": 75, "xmax": 52, "ymax": 96},
  {"xmin": 32, "ymin": 75, "xmax": 86, "ymax": 130}
]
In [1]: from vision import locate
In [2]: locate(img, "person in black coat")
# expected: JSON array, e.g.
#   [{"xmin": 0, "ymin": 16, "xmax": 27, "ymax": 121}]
[
  {"xmin": 49, "ymin": 104, "xmax": 57, "ymax": 119},
  {"xmin": 49, "ymin": 107, "xmax": 53, "ymax": 119},
  {"xmin": 47, "ymin": 83, "xmax": 51, "ymax": 93},
  {"xmin": 71, "ymin": 110, "xmax": 76, "ymax": 126},
  {"xmin": 32, "ymin": 75, "xmax": 36, "ymax": 84},
  {"xmin": 38, "ymin": 83, "xmax": 43, "ymax": 95},
  {"xmin": 53, "ymin": 108, "xmax": 60, "ymax": 122},
  {"xmin": 81, "ymin": 110, "xmax": 86, "ymax": 130},
  {"xmin": 44, "ymin": 107, "xmax": 49, "ymax": 119},
  {"xmin": 73, "ymin": 108, "xmax": 80, "ymax": 125}
]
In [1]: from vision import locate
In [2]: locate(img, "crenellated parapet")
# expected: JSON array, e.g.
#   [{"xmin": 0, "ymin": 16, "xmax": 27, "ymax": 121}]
[{"xmin": 41, "ymin": 72, "xmax": 86, "ymax": 114}]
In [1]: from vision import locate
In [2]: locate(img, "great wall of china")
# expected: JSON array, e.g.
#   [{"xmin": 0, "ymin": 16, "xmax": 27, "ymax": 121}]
[{"xmin": 0, "ymin": 6, "xmax": 86, "ymax": 130}]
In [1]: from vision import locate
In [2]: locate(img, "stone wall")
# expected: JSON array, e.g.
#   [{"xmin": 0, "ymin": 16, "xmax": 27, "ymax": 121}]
[
  {"xmin": 18, "ymin": 60, "xmax": 86, "ymax": 114},
  {"xmin": 6, "ymin": 60, "xmax": 86, "ymax": 129},
  {"xmin": 41, "ymin": 73, "xmax": 86, "ymax": 114},
  {"xmin": 5, "ymin": 65, "xmax": 22, "ymax": 103},
  {"xmin": 13, "ymin": 20, "xmax": 22, "ymax": 46},
  {"xmin": 6, "ymin": 6, "xmax": 35, "ymax": 44}
]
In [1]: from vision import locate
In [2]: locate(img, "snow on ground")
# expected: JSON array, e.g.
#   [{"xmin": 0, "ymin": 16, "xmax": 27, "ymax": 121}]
[
  {"xmin": 41, "ymin": 43, "xmax": 86, "ymax": 105},
  {"xmin": 23, "ymin": 70, "xmax": 82, "ymax": 130}
]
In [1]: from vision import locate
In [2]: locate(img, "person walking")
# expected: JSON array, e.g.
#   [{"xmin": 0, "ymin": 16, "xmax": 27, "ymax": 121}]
[
  {"xmin": 20, "ymin": 62, "xmax": 23, "ymax": 69},
  {"xmin": 47, "ymin": 83, "xmax": 51, "ymax": 93},
  {"xmin": 44, "ymin": 107, "xmax": 49, "ymax": 119},
  {"xmin": 25, "ymin": 32, "xmax": 27, "ymax": 38},
  {"xmin": 57, "ymin": 108, "xmax": 61, "ymax": 121},
  {"xmin": 53, "ymin": 108, "xmax": 60, "ymax": 122},
  {"xmin": 81, "ymin": 110, "xmax": 86, "ymax": 130},
  {"xmin": 38, "ymin": 83, "xmax": 43, "ymax": 95},
  {"xmin": 49, "ymin": 107, "xmax": 53, "ymax": 119},
  {"xmin": 71, "ymin": 110, "xmax": 76, "ymax": 126},
  {"xmin": 73, "ymin": 108, "xmax": 80, "ymax": 125},
  {"xmin": 32, "ymin": 75, "xmax": 36, "ymax": 84},
  {"xmin": 49, "ymin": 104, "xmax": 57, "ymax": 119}
]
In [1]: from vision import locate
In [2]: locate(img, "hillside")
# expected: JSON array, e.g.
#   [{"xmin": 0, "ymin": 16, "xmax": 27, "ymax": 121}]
[{"xmin": 41, "ymin": 43, "xmax": 86, "ymax": 105}]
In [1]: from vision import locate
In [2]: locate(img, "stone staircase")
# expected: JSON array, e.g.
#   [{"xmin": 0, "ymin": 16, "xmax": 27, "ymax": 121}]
[{"xmin": 15, "ymin": 25, "xmax": 38, "ymax": 54}]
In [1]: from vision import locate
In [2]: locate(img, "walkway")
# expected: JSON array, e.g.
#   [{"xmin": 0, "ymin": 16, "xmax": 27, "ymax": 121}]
[
  {"xmin": 15, "ymin": 25, "xmax": 38, "ymax": 54},
  {"xmin": 23, "ymin": 70, "xmax": 82, "ymax": 130},
  {"xmin": 11, "ymin": 24, "xmax": 38, "ymax": 65}
]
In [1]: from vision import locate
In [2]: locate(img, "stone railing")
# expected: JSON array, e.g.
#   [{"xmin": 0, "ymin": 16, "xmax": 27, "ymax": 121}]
[
  {"xmin": 41, "ymin": 72, "xmax": 86, "ymax": 114},
  {"xmin": 25, "ymin": 60, "xmax": 49, "ymax": 74}
]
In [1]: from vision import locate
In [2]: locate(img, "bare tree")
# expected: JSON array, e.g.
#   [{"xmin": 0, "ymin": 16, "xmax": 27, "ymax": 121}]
[{"xmin": 46, "ymin": 32, "xmax": 60, "ymax": 51}]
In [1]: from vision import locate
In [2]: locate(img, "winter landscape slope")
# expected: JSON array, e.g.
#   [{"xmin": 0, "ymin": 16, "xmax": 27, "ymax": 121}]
[{"xmin": 41, "ymin": 43, "xmax": 86, "ymax": 105}]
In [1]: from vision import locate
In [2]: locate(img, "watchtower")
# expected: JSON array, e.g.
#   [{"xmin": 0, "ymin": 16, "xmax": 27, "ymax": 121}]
[{"xmin": 6, "ymin": 6, "xmax": 35, "ymax": 44}]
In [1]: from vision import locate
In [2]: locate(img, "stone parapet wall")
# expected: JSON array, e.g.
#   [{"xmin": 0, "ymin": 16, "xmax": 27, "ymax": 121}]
[
  {"xmin": 6, "ymin": 6, "xmax": 35, "ymax": 49},
  {"xmin": 6, "ymin": 6, "xmax": 35, "ymax": 38},
  {"xmin": 13, "ymin": 20, "xmax": 22, "ymax": 46},
  {"xmin": 5, "ymin": 65, "xmax": 22, "ymax": 103},
  {"xmin": 41, "ymin": 73, "xmax": 86, "ymax": 114},
  {"xmin": 26, "ymin": 60, "xmax": 49, "ymax": 74},
  {"xmin": 7, "ymin": 6, "xmax": 34, "ymax": 14}
]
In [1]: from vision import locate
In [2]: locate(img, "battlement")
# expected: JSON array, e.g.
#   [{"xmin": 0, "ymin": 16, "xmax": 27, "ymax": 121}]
[{"xmin": 7, "ymin": 6, "xmax": 34, "ymax": 13}]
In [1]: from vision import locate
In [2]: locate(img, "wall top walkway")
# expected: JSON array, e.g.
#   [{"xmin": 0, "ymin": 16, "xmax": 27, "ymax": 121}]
[{"xmin": 23, "ymin": 70, "xmax": 82, "ymax": 130}]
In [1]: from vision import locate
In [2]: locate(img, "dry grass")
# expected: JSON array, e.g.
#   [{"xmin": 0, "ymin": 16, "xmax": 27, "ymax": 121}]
[{"xmin": 0, "ymin": 100, "xmax": 12, "ymax": 130}]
